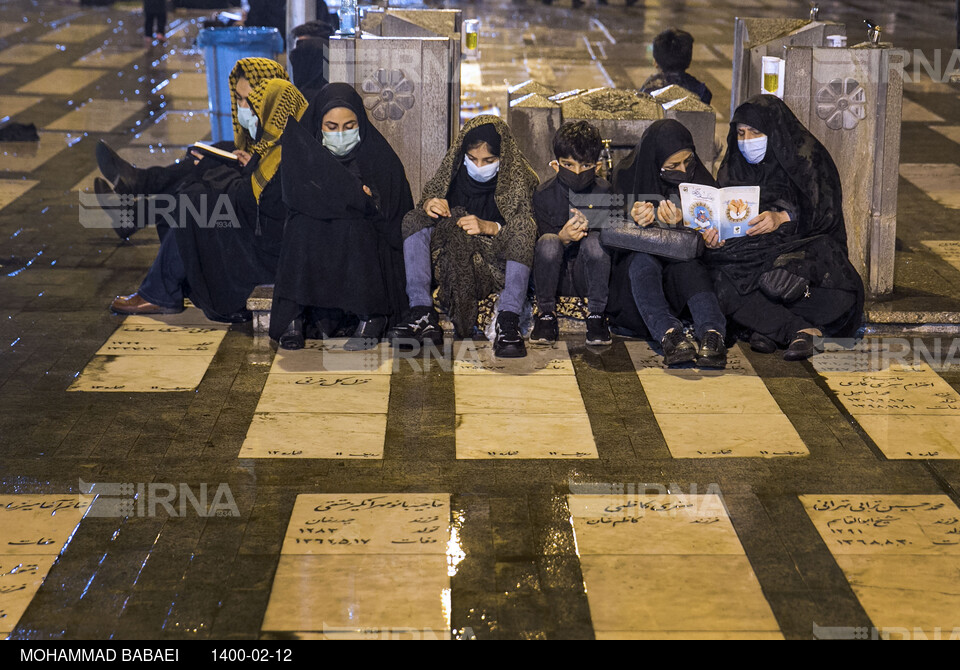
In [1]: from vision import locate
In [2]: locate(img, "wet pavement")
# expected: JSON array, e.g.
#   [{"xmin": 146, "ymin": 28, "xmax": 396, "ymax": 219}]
[{"xmin": 1, "ymin": 0, "xmax": 960, "ymax": 641}]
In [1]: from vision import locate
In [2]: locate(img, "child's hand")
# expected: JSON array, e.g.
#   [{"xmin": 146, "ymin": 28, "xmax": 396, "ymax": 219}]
[
  {"xmin": 631, "ymin": 201, "xmax": 656, "ymax": 227},
  {"xmin": 657, "ymin": 199, "xmax": 683, "ymax": 225},
  {"xmin": 424, "ymin": 197, "xmax": 451, "ymax": 219}
]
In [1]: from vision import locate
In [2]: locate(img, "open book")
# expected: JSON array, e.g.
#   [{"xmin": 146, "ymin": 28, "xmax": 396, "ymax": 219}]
[
  {"xmin": 678, "ymin": 183, "xmax": 760, "ymax": 242},
  {"xmin": 191, "ymin": 142, "xmax": 240, "ymax": 163}
]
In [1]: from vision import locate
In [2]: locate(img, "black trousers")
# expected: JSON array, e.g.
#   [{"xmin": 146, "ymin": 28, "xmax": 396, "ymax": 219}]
[{"xmin": 533, "ymin": 233, "xmax": 611, "ymax": 314}]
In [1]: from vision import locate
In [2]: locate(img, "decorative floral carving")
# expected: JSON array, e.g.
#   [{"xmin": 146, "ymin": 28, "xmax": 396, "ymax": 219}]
[
  {"xmin": 361, "ymin": 69, "xmax": 415, "ymax": 121},
  {"xmin": 815, "ymin": 78, "xmax": 867, "ymax": 130}
]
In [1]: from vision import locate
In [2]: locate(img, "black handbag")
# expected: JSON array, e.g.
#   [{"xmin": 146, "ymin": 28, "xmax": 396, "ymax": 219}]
[
  {"xmin": 759, "ymin": 267, "xmax": 810, "ymax": 303},
  {"xmin": 600, "ymin": 223, "xmax": 705, "ymax": 261}
]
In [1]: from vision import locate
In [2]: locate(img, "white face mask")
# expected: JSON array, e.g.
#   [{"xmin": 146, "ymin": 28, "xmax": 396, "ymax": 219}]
[
  {"xmin": 738, "ymin": 136, "xmax": 768, "ymax": 164},
  {"xmin": 322, "ymin": 127, "xmax": 361, "ymax": 157},
  {"xmin": 464, "ymin": 155, "xmax": 500, "ymax": 182},
  {"xmin": 237, "ymin": 105, "xmax": 259, "ymax": 140}
]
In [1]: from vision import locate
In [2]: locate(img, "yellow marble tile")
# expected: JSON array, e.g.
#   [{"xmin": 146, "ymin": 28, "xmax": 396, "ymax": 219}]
[
  {"xmin": 73, "ymin": 47, "xmax": 144, "ymax": 69},
  {"xmin": 931, "ymin": 127, "xmax": 960, "ymax": 148},
  {"xmin": 46, "ymin": 99, "xmax": 145, "ymax": 133},
  {"xmin": 800, "ymin": 494, "xmax": 960, "ymax": 555},
  {"xmin": 160, "ymin": 51, "xmax": 205, "ymax": 71},
  {"xmin": 705, "ymin": 67, "xmax": 733, "ymax": 93},
  {"xmin": 271, "ymin": 340, "xmax": 395, "ymax": 375},
  {"xmin": 0, "ymin": 22, "xmax": 27, "ymax": 40},
  {"xmin": 256, "ymin": 373, "xmax": 391, "ymax": 414},
  {"xmin": 850, "ymin": 415, "xmax": 960, "ymax": 459},
  {"xmin": 38, "ymin": 24, "xmax": 110, "ymax": 43},
  {"xmin": 837, "ymin": 556, "xmax": 960, "ymax": 634},
  {"xmin": 655, "ymin": 413, "xmax": 809, "ymax": 458},
  {"xmin": 261, "ymin": 554, "xmax": 450, "ymax": 634},
  {"xmin": 280, "ymin": 494, "xmax": 450, "ymax": 555},
  {"xmin": 0, "ymin": 556, "xmax": 58, "ymax": 635},
  {"xmin": 0, "ymin": 95, "xmax": 43, "ymax": 120},
  {"xmin": 0, "ymin": 43, "xmax": 59, "ymax": 65},
  {"xmin": 157, "ymin": 72, "xmax": 209, "ymax": 99},
  {"xmin": 625, "ymin": 341, "xmax": 756, "ymax": 376},
  {"xmin": 131, "ymin": 110, "xmax": 211, "ymax": 147},
  {"xmin": 900, "ymin": 164, "xmax": 960, "ymax": 210},
  {"xmin": 568, "ymin": 494, "xmax": 743, "ymax": 556},
  {"xmin": 0, "ymin": 179, "xmax": 38, "ymax": 210},
  {"xmin": 0, "ymin": 494, "xmax": 88, "ymax": 556},
  {"xmin": 901, "ymin": 98, "xmax": 944, "ymax": 123},
  {"xmin": 68, "ymin": 354, "xmax": 213, "ymax": 392},
  {"xmin": 923, "ymin": 239, "xmax": 960, "ymax": 275},
  {"xmin": 0, "ymin": 132, "xmax": 74, "ymax": 173},
  {"xmin": 455, "ymin": 413, "xmax": 597, "ymax": 459},
  {"xmin": 122, "ymin": 307, "xmax": 228, "ymax": 327},
  {"xmin": 453, "ymin": 341, "xmax": 575, "ymax": 376},
  {"xmin": 639, "ymin": 374, "xmax": 783, "ymax": 415},
  {"xmin": 240, "ymin": 412, "xmax": 386, "ymax": 459},
  {"xmin": 17, "ymin": 68, "xmax": 107, "ymax": 95},
  {"xmin": 820, "ymin": 371, "xmax": 960, "ymax": 415},
  {"xmin": 596, "ymin": 631, "xmax": 784, "ymax": 640},
  {"xmin": 94, "ymin": 324, "xmax": 227, "ymax": 357},
  {"xmin": 580, "ymin": 555, "xmax": 781, "ymax": 634},
  {"xmin": 454, "ymin": 374, "xmax": 586, "ymax": 413}
]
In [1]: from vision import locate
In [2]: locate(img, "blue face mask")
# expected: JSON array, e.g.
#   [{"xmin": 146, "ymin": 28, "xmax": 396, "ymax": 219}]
[
  {"xmin": 464, "ymin": 155, "xmax": 500, "ymax": 182},
  {"xmin": 237, "ymin": 105, "xmax": 259, "ymax": 140},
  {"xmin": 322, "ymin": 127, "xmax": 361, "ymax": 157},
  {"xmin": 738, "ymin": 136, "xmax": 768, "ymax": 164}
]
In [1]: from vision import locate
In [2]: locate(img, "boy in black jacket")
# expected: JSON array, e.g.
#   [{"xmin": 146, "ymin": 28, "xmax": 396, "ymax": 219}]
[{"xmin": 531, "ymin": 121, "xmax": 613, "ymax": 346}]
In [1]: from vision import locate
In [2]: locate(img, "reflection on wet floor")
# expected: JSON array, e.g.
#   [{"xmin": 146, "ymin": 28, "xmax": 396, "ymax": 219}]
[
  {"xmin": 801, "ymin": 495, "xmax": 960, "ymax": 638},
  {"xmin": 262, "ymin": 494, "xmax": 452, "ymax": 639},
  {"xmin": 0, "ymin": 495, "xmax": 89, "ymax": 635}
]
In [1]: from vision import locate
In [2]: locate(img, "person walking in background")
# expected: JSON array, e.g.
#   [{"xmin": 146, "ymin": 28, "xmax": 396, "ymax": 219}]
[{"xmin": 143, "ymin": 0, "xmax": 167, "ymax": 45}]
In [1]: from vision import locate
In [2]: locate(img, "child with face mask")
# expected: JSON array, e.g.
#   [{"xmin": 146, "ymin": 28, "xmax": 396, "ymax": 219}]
[
  {"xmin": 388, "ymin": 116, "xmax": 540, "ymax": 358},
  {"xmin": 530, "ymin": 121, "xmax": 613, "ymax": 347}
]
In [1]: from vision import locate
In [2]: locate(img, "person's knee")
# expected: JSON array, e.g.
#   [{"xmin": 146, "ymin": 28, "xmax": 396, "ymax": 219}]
[
  {"xmin": 628, "ymin": 252, "xmax": 660, "ymax": 277},
  {"xmin": 536, "ymin": 234, "xmax": 564, "ymax": 260},
  {"xmin": 581, "ymin": 233, "xmax": 608, "ymax": 261}
]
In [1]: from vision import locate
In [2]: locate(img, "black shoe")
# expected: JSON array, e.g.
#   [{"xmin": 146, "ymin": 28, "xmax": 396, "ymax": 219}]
[
  {"xmin": 494, "ymin": 311, "xmax": 526, "ymax": 358},
  {"xmin": 96, "ymin": 140, "xmax": 141, "ymax": 194},
  {"xmin": 345, "ymin": 315, "xmax": 387, "ymax": 351},
  {"xmin": 278, "ymin": 317, "xmax": 304, "ymax": 350},
  {"xmin": 585, "ymin": 313, "xmax": 612, "ymax": 346},
  {"xmin": 783, "ymin": 332, "xmax": 821, "ymax": 361},
  {"xmin": 749, "ymin": 331, "xmax": 778, "ymax": 354},
  {"xmin": 697, "ymin": 329, "xmax": 727, "ymax": 369},
  {"xmin": 386, "ymin": 305, "xmax": 443, "ymax": 348},
  {"xmin": 661, "ymin": 327, "xmax": 697, "ymax": 367},
  {"xmin": 530, "ymin": 312, "xmax": 558, "ymax": 344},
  {"xmin": 94, "ymin": 177, "xmax": 138, "ymax": 240}
]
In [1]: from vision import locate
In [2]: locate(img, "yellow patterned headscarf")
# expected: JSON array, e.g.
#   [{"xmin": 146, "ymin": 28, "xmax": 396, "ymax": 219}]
[
  {"xmin": 246, "ymin": 78, "xmax": 309, "ymax": 202},
  {"xmin": 228, "ymin": 57, "xmax": 288, "ymax": 152}
]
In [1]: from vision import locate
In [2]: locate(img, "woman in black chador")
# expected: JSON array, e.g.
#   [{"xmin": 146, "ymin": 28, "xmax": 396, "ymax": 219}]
[
  {"xmin": 706, "ymin": 94, "xmax": 864, "ymax": 360},
  {"xmin": 607, "ymin": 119, "xmax": 727, "ymax": 368},
  {"xmin": 270, "ymin": 83, "xmax": 413, "ymax": 351}
]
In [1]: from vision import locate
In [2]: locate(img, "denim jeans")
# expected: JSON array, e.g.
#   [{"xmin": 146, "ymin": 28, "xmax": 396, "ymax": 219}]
[
  {"xmin": 533, "ymin": 233, "xmax": 610, "ymax": 314},
  {"xmin": 137, "ymin": 232, "xmax": 186, "ymax": 309}
]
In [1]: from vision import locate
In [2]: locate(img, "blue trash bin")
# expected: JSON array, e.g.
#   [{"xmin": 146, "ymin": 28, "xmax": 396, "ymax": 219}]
[{"xmin": 197, "ymin": 27, "xmax": 284, "ymax": 144}]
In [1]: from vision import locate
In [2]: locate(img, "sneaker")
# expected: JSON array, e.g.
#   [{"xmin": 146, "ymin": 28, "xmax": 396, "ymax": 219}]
[
  {"xmin": 493, "ymin": 311, "xmax": 526, "ymax": 358},
  {"xmin": 530, "ymin": 312, "xmax": 558, "ymax": 344},
  {"xmin": 585, "ymin": 313, "xmax": 612, "ymax": 346},
  {"xmin": 661, "ymin": 327, "xmax": 697, "ymax": 367},
  {"xmin": 386, "ymin": 305, "xmax": 443, "ymax": 349},
  {"xmin": 697, "ymin": 329, "xmax": 727, "ymax": 369}
]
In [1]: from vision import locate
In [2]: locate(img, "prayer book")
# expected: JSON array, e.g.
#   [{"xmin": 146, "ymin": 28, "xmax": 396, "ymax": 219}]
[{"xmin": 678, "ymin": 183, "xmax": 760, "ymax": 241}]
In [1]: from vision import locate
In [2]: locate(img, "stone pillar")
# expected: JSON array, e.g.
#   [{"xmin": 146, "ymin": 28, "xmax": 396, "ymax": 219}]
[
  {"xmin": 732, "ymin": 17, "xmax": 846, "ymax": 117},
  {"xmin": 327, "ymin": 10, "xmax": 461, "ymax": 200},
  {"xmin": 508, "ymin": 93, "xmax": 562, "ymax": 182},
  {"xmin": 781, "ymin": 44, "xmax": 904, "ymax": 296},
  {"xmin": 648, "ymin": 84, "xmax": 718, "ymax": 169}
]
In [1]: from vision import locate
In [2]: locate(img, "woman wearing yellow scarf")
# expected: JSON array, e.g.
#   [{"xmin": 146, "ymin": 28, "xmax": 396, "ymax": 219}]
[{"xmin": 110, "ymin": 78, "xmax": 308, "ymax": 323}]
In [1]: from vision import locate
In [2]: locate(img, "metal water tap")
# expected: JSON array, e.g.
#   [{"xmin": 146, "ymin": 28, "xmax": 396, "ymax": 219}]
[
  {"xmin": 809, "ymin": 3, "xmax": 820, "ymax": 21},
  {"xmin": 599, "ymin": 139, "xmax": 613, "ymax": 178},
  {"xmin": 865, "ymin": 19, "xmax": 883, "ymax": 45}
]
